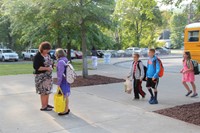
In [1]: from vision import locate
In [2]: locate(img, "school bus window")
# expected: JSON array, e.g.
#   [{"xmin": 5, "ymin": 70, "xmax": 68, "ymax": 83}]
[{"xmin": 188, "ymin": 31, "xmax": 199, "ymax": 42}]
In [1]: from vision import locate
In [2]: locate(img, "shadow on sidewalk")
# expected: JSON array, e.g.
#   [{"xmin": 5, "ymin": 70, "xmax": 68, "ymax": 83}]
[{"xmin": 46, "ymin": 111, "xmax": 111, "ymax": 133}]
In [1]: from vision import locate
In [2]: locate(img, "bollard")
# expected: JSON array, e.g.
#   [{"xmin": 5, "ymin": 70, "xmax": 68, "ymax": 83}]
[{"xmin": 104, "ymin": 53, "xmax": 111, "ymax": 64}]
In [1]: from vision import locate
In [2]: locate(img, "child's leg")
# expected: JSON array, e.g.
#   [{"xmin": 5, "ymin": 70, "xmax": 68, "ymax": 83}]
[
  {"xmin": 153, "ymin": 79, "xmax": 159, "ymax": 101},
  {"xmin": 147, "ymin": 87, "xmax": 154, "ymax": 97},
  {"xmin": 138, "ymin": 80, "xmax": 146, "ymax": 97},
  {"xmin": 146, "ymin": 78, "xmax": 153, "ymax": 97},
  {"xmin": 154, "ymin": 89, "xmax": 158, "ymax": 100},
  {"xmin": 190, "ymin": 82, "xmax": 197, "ymax": 94},
  {"xmin": 134, "ymin": 80, "xmax": 139, "ymax": 99},
  {"xmin": 147, "ymin": 87, "xmax": 155, "ymax": 104},
  {"xmin": 182, "ymin": 81, "xmax": 191, "ymax": 92}
]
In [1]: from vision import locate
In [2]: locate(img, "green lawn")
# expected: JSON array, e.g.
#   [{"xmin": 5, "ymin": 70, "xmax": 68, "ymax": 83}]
[{"xmin": 0, "ymin": 61, "xmax": 88, "ymax": 76}]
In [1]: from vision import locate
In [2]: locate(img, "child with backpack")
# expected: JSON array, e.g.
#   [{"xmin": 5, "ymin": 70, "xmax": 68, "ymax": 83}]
[
  {"xmin": 55, "ymin": 48, "xmax": 71, "ymax": 115},
  {"xmin": 128, "ymin": 53, "xmax": 146, "ymax": 100},
  {"xmin": 146, "ymin": 49, "xmax": 162, "ymax": 104},
  {"xmin": 180, "ymin": 51, "xmax": 198, "ymax": 97}
]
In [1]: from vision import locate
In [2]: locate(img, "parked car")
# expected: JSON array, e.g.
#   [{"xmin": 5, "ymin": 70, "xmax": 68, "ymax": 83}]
[
  {"xmin": 0, "ymin": 49, "xmax": 19, "ymax": 62},
  {"xmin": 116, "ymin": 50, "xmax": 125, "ymax": 57},
  {"xmin": 49, "ymin": 50, "xmax": 56, "ymax": 60},
  {"xmin": 74, "ymin": 50, "xmax": 83, "ymax": 59},
  {"xmin": 22, "ymin": 49, "xmax": 38, "ymax": 60},
  {"xmin": 105, "ymin": 50, "xmax": 117, "ymax": 57},
  {"xmin": 64, "ymin": 49, "xmax": 76, "ymax": 59},
  {"xmin": 140, "ymin": 48, "xmax": 149, "ymax": 57},
  {"xmin": 97, "ymin": 50, "xmax": 104, "ymax": 58},
  {"xmin": 155, "ymin": 47, "xmax": 171, "ymax": 55},
  {"xmin": 124, "ymin": 47, "xmax": 141, "ymax": 57}
]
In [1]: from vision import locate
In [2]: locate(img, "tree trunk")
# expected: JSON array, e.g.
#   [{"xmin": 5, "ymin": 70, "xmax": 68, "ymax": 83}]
[
  {"xmin": 136, "ymin": 35, "xmax": 140, "ymax": 47},
  {"xmin": 81, "ymin": 22, "xmax": 88, "ymax": 78},
  {"xmin": 80, "ymin": 0, "xmax": 88, "ymax": 78},
  {"xmin": 7, "ymin": 33, "xmax": 13, "ymax": 49},
  {"xmin": 6, "ymin": 20, "xmax": 13, "ymax": 49},
  {"xmin": 135, "ymin": 22, "xmax": 140, "ymax": 47},
  {"xmin": 115, "ymin": 29, "xmax": 121, "ymax": 49}
]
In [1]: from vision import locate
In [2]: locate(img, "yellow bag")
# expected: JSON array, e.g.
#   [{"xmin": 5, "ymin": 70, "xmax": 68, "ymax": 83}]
[{"xmin": 54, "ymin": 87, "xmax": 66, "ymax": 113}]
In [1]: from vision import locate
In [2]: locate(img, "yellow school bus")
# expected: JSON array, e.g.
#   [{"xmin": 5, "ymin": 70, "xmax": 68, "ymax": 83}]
[{"xmin": 184, "ymin": 23, "xmax": 200, "ymax": 63}]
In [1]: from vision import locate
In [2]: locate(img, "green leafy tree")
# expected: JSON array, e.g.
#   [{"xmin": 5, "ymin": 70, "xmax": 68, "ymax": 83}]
[
  {"xmin": 114, "ymin": 0, "xmax": 162, "ymax": 48},
  {"xmin": 162, "ymin": 0, "xmax": 199, "ymax": 6},
  {"xmin": 170, "ymin": 13, "xmax": 187, "ymax": 48},
  {"xmin": 161, "ymin": 11, "xmax": 172, "ymax": 29},
  {"xmin": 75, "ymin": 0, "xmax": 115, "ymax": 77},
  {"xmin": 0, "ymin": 17, "xmax": 13, "ymax": 48},
  {"xmin": 183, "ymin": 3, "xmax": 200, "ymax": 23},
  {"xmin": 1, "ymin": 0, "xmax": 115, "ymax": 77},
  {"xmin": 141, "ymin": 6, "xmax": 163, "ymax": 48},
  {"xmin": 161, "ymin": 0, "xmax": 200, "ymax": 13}
]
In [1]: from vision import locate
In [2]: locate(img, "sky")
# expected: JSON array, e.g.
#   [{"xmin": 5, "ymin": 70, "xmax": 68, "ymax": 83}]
[{"xmin": 157, "ymin": 0, "xmax": 193, "ymax": 11}]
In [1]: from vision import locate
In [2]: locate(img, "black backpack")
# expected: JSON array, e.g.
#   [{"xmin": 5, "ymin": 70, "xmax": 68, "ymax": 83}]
[
  {"xmin": 133, "ymin": 60, "xmax": 147, "ymax": 81},
  {"xmin": 191, "ymin": 60, "xmax": 200, "ymax": 75}
]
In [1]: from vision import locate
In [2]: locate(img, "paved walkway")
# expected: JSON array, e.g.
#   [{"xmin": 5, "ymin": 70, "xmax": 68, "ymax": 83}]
[{"xmin": 0, "ymin": 56, "xmax": 200, "ymax": 133}]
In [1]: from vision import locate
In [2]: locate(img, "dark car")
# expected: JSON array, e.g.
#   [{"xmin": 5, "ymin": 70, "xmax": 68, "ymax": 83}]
[
  {"xmin": 155, "ymin": 47, "xmax": 171, "ymax": 55},
  {"xmin": 64, "ymin": 49, "xmax": 76, "ymax": 59},
  {"xmin": 49, "ymin": 50, "xmax": 56, "ymax": 60},
  {"xmin": 97, "ymin": 50, "xmax": 104, "ymax": 58},
  {"xmin": 74, "ymin": 50, "xmax": 83, "ymax": 59}
]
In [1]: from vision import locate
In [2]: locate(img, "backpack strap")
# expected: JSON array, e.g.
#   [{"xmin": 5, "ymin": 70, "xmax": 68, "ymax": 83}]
[
  {"xmin": 60, "ymin": 60, "xmax": 66, "ymax": 65},
  {"xmin": 132, "ymin": 60, "xmax": 141, "ymax": 72},
  {"xmin": 137, "ymin": 60, "xmax": 141, "ymax": 73},
  {"xmin": 153, "ymin": 59, "xmax": 156, "ymax": 68},
  {"xmin": 59, "ymin": 60, "xmax": 68, "ymax": 77},
  {"xmin": 153, "ymin": 57, "xmax": 160, "ymax": 68},
  {"xmin": 186, "ymin": 59, "xmax": 192, "ymax": 69}
]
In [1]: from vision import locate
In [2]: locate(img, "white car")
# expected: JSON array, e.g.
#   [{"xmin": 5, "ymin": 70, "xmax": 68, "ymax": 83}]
[
  {"xmin": 22, "ymin": 49, "xmax": 38, "ymax": 60},
  {"xmin": 124, "ymin": 47, "xmax": 141, "ymax": 57},
  {"xmin": 0, "ymin": 49, "xmax": 19, "ymax": 62},
  {"xmin": 116, "ymin": 50, "xmax": 125, "ymax": 57}
]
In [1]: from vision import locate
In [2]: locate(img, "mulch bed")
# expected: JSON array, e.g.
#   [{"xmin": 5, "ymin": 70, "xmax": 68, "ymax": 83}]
[
  {"xmin": 71, "ymin": 74, "xmax": 125, "ymax": 87},
  {"xmin": 155, "ymin": 102, "xmax": 200, "ymax": 126}
]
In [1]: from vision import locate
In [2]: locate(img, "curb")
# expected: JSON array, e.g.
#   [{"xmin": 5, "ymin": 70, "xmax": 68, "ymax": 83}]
[{"xmin": 113, "ymin": 55, "xmax": 182, "ymax": 66}]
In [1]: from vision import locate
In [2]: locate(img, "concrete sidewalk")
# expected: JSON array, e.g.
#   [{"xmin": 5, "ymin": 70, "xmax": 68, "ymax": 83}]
[{"xmin": 0, "ymin": 57, "xmax": 200, "ymax": 133}]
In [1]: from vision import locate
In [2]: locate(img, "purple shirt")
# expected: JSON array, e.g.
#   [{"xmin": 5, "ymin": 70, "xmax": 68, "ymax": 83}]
[{"xmin": 56, "ymin": 57, "xmax": 70, "ymax": 96}]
